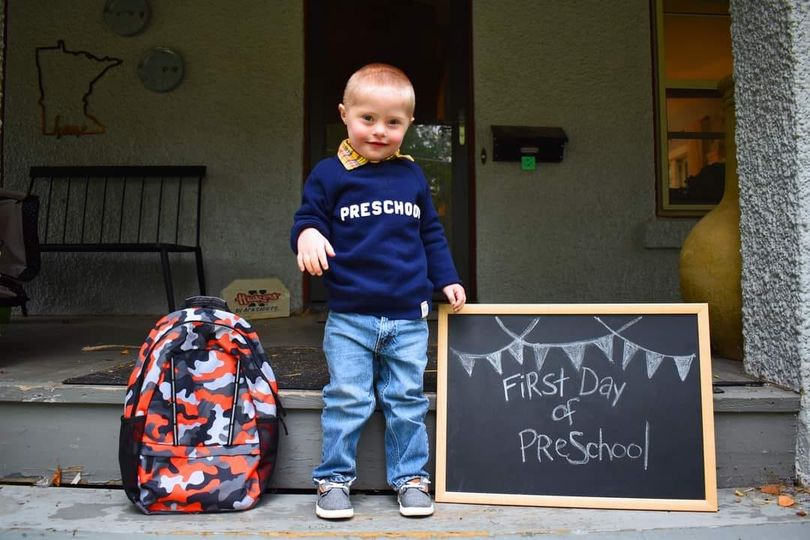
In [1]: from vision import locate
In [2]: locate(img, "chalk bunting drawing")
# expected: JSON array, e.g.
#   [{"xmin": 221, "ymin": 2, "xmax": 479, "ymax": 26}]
[{"xmin": 450, "ymin": 316, "xmax": 695, "ymax": 382}]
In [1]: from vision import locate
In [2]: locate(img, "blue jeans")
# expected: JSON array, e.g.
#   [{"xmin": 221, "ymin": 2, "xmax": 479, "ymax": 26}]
[{"xmin": 313, "ymin": 311, "xmax": 430, "ymax": 490}]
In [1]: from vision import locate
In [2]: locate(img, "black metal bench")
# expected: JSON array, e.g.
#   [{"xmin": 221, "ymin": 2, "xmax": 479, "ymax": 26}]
[{"xmin": 27, "ymin": 166, "xmax": 207, "ymax": 312}]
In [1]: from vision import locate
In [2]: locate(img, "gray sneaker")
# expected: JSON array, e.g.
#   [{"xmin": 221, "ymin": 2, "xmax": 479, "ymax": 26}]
[
  {"xmin": 315, "ymin": 481, "xmax": 353, "ymax": 519},
  {"xmin": 397, "ymin": 479, "xmax": 434, "ymax": 517}
]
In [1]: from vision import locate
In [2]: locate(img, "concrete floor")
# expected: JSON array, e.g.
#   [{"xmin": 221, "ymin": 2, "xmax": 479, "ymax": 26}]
[
  {"xmin": 0, "ymin": 484, "xmax": 809, "ymax": 539},
  {"xmin": 0, "ymin": 312, "xmax": 752, "ymax": 386},
  {"xmin": 0, "ymin": 313, "xmax": 330, "ymax": 384}
]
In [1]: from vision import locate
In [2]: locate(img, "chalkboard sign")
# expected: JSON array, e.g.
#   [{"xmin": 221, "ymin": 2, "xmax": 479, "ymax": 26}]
[{"xmin": 436, "ymin": 304, "xmax": 717, "ymax": 511}]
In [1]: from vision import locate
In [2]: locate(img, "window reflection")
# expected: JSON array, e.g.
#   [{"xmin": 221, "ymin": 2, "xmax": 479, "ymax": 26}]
[
  {"xmin": 656, "ymin": 0, "xmax": 732, "ymax": 214},
  {"xmin": 666, "ymin": 93, "xmax": 725, "ymax": 206}
]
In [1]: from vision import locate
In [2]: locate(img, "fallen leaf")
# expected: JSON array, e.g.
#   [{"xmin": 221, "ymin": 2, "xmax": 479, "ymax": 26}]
[
  {"xmin": 51, "ymin": 466, "xmax": 62, "ymax": 487},
  {"xmin": 760, "ymin": 484, "xmax": 782, "ymax": 495},
  {"xmin": 734, "ymin": 489, "xmax": 746, "ymax": 497},
  {"xmin": 120, "ymin": 349, "xmax": 129, "ymax": 355},
  {"xmin": 797, "ymin": 510, "xmax": 807, "ymax": 517},
  {"xmin": 778, "ymin": 495, "xmax": 795, "ymax": 507}
]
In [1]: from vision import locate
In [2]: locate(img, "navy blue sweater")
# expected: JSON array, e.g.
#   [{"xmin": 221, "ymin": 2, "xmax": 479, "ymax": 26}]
[{"xmin": 291, "ymin": 156, "xmax": 460, "ymax": 319}]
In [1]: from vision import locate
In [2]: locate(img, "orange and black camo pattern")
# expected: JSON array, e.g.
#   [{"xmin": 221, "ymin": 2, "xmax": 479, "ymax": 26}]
[{"xmin": 119, "ymin": 305, "xmax": 281, "ymax": 514}]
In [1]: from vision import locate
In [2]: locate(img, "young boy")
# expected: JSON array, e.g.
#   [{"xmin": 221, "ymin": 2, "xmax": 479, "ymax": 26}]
[{"xmin": 290, "ymin": 63, "xmax": 465, "ymax": 519}]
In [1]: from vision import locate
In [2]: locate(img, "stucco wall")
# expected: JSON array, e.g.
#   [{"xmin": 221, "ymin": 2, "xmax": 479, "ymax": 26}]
[
  {"xmin": 472, "ymin": 1, "xmax": 682, "ymax": 304},
  {"xmin": 731, "ymin": 0, "xmax": 810, "ymax": 483},
  {"xmin": 2, "ymin": 0, "xmax": 688, "ymax": 314},
  {"xmin": 1, "ymin": 0, "xmax": 304, "ymax": 314}
]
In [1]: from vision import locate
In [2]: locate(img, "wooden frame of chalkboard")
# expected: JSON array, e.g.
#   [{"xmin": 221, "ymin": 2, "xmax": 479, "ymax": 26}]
[{"xmin": 436, "ymin": 303, "xmax": 717, "ymax": 511}]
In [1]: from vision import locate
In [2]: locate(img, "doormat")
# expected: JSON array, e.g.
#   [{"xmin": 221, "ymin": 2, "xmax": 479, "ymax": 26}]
[{"xmin": 63, "ymin": 345, "xmax": 439, "ymax": 392}]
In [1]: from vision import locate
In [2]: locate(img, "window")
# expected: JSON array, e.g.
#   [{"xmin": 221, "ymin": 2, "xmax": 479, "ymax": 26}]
[{"xmin": 654, "ymin": 0, "xmax": 733, "ymax": 216}]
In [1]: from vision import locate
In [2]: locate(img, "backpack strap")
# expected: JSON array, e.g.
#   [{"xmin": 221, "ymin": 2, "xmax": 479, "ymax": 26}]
[
  {"xmin": 123, "ymin": 311, "xmax": 187, "ymax": 417},
  {"xmin": 236, "ymin": 326, "xmax": 288, "ymax": 434}
]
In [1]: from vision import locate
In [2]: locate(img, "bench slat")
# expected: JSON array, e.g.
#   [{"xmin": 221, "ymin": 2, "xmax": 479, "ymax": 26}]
[
  {"xmin": 30, "ymin": 166, "xmax": 206, "ymax": 178},
  {"xmin": 39, "ymin": 243, "xmax": 198, "ymax": 253}
]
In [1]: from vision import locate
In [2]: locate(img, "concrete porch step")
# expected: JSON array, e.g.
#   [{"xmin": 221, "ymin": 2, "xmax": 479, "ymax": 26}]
[
  {"xmin": 0, "ymin": 382, "xmax": 801, "ymax": 490},
  {"xmin": 0, "ymin": 314, "xmax": 803, "ymax": 490},
  {"xmin": 1, "ymin": 484, "xmax": 809, "ymax": 539}
]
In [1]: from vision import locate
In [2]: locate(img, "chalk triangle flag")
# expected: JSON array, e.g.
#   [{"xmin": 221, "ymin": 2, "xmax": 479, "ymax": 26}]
[
  {"xmin": 674, "ymin": 354, "xmax": 695, "ymax": 381},
  {"xmin": 486, "ymin": 351, "xmax": 503, "ymax": 374},
  {"xmin": 645, "ymin": 352, "xmax": 665, "ymax": 378},
  {"xmin": 508, "ymin": 342, "xmax": 525, "ymax": 365},
  {"xmin": 452, "ymin": 350, "xmax": 477, "ymax": 376},
  {"xmin": 594, "ymin": 335, "xmax": 614, "ymax": 362},
  {"xmin": 562, "ymin": 344, "xmax": 586, "ymax": 371},
  {"xmin": 532, "ymin": 344, "xmax": 550, "ymax": 372},
  {"xmin": 621, "ymin": 341, "xmax": 638, "ymax": 370}
]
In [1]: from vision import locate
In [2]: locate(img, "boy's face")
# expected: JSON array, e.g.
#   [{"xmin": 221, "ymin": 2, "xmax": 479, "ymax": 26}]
[{"xmin": 339, "ymin": 86, "xmax": 413, "ymax": 162}]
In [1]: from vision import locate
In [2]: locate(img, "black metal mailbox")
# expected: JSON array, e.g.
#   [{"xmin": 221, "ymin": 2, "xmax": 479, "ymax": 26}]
[{"xmin": 492, "ymin": 125, "xmax": 568, "ymax": 162}]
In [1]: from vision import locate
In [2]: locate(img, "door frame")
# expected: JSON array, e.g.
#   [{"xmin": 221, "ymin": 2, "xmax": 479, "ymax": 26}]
[{"xmin": 301, "ymin": 0, "xmax": 477, "ymax": 306}]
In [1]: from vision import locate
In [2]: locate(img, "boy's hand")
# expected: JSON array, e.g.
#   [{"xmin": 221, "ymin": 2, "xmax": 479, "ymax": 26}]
[
  {"xmin": 442, "ymin": 284, "xmax": 466, "ymax": 312},
  {"xmin": 297, "ymin": 228, "xmax": 335, "ymax": 276}
]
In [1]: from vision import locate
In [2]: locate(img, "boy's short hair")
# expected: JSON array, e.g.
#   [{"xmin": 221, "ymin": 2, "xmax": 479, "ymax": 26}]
[{"xmin": 343, "ymin": 63, "xmax": 416, "ymax": 116}]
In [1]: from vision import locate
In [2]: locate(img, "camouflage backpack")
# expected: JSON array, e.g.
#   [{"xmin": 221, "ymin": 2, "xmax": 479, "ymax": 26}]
[{"xmin": 118, "ymin": 296, "xmax": 285, "ymax": 514}]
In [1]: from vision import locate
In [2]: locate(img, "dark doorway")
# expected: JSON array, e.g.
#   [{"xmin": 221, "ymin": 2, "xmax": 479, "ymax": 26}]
[{"xmin": 304, "ymin": 0, "xmax": 474, "ymax": 305}]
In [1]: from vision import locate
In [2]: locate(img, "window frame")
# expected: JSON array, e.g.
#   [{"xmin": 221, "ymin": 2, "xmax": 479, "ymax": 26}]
[{"xmin": 653, "ymin": 0, "xmax": 731, "ymax": 217}]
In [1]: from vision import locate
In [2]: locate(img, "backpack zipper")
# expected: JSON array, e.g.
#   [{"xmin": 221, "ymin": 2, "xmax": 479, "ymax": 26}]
[
  {"xmin": 170, "ymin": 356, "xmax": 179, "ymax": 446},
  {"xmin": 227, "ymin": 355, "xmax": 241, "ymax": 446}
]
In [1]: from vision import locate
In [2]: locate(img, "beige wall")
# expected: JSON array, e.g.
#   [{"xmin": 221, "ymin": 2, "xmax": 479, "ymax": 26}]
[
  {"xmin": 473, "ymin": 0, "xmax": 683, "ymax": 303},
  {"xmin": 2, "ymin": 0, "xmax": 686, "ymax": 314},
  {"xmin": 2, "ymin": 0, "xmax": 304, "ymax": 313}
]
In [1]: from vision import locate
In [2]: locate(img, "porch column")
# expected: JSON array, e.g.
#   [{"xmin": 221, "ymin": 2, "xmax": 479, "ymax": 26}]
[{"xmin": 730, "ymin": 0, "xmax": 810, "ymax": 484}]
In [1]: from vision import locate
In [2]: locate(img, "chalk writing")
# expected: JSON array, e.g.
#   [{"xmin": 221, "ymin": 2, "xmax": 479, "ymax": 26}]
[
  {"xmin": 502, "ymin": 367, "xmax": 568, "ymax": 402},
  {"xmin": 518, "ymin": 421, "xmax": 650, "ymax": 469},
  {"xmin": 501, "ymin": 366, "xmax": 627, "ymax": 407},
  {"xmin": 450, "ymin": 317, "xmax": 685, "ymax": 473},
  {"xmin": 579, "ymin": 366, "xmax": 626, "ymax": 407}
]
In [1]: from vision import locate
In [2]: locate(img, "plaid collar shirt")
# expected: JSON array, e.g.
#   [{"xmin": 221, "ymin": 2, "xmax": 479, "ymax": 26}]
[{"xmin": 337, "ymin": 139, "xmax": 414, "ymax": 170}]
